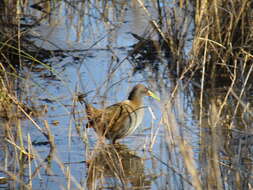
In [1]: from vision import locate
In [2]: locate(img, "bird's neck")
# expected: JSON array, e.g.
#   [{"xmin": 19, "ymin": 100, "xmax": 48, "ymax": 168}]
[{"xmin": 128, "ymin": 96, "xmax": 143, "ymax": 107}]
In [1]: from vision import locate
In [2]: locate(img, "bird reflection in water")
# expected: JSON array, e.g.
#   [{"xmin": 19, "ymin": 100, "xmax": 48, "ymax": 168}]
[{"xmin": 86, "ymin": 143, "xmax": 151, "ymax": 190}]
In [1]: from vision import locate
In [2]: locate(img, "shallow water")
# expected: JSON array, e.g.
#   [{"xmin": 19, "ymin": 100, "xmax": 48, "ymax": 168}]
[
  {"xmin": 19, "ymin": 1, "xmax": 178, "ymax": 189},
  {"xmin": 2, "ymin": 1, "xmax": 252, "ymax": 190}
]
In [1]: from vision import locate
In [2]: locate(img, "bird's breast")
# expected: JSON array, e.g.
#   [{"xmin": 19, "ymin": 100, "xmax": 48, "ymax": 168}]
[{"xmin": 123, "ymin": 105, "xmax": 145, "ymax": 137}]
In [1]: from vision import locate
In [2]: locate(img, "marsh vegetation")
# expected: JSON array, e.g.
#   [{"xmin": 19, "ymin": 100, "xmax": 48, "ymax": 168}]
[{"xmin": 0, "ymin": 0, "xmax": 253, "ymax": 189}]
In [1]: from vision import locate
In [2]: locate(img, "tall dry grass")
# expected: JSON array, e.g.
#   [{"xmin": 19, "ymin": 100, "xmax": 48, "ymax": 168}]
[
  {"xmin": 158, "ymin": 0, "xmax": 253, "ymax": 189},
  {"xmin": 135, "ymin": 0, "xmax": 253, "ymax": 189},
  {"xmin": 192, "ymin": 1, "xmax": 253, "ymax": 189},
  {"xmin": 0, "ymin": 1, "xmax": 81, "ymax": 189},
  {"xmin": 0, "ymin": 0, "xmax": 253, "ymax": 189}
]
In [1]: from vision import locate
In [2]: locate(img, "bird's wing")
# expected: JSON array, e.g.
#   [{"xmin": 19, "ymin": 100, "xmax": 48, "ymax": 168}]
[{"xmin": 89, "ymin": 101, "xmax": 136, "ymax": 131}]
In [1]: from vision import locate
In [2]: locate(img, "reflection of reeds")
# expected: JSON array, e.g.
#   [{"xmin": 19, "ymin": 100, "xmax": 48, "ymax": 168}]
[
  {"xmin": 193, "ymin": 1, "xmax": 253, "ymax": 189},
  {"xmin": 136, "ymin": 0, "xmax": 253, "ymax": 189},
  {"xmin": 87, "ymin": 143, "xmax": 151, "ymax": 190},
  {"xmin": 0, "ymin": 0, "xmax": 253, "ymax": 189}
]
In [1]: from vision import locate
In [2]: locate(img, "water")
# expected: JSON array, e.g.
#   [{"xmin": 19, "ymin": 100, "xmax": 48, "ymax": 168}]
[
  {"xmin": 2, "ymin": 0, "xmax": 253, "ymax": 189},
  {"xmin": 0, "ymin": 1, "xmax": 221, "ymax": 190},
  {"xmin": 18, "ymin": 1, "xmax": 172, "ymax": 189}
]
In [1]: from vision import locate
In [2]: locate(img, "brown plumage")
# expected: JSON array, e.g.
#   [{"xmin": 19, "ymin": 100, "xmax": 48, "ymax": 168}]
[{"xmin": 84, "ymin": 84, "xmax": 159, "ymax": 144}]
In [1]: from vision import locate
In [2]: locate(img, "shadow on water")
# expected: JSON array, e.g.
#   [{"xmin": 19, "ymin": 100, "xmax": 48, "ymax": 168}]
[{"xmin": 87, "ymin": 143, "xmax": 152, "ymax": 190}]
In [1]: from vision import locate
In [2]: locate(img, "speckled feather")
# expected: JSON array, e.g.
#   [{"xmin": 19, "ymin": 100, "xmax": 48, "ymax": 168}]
[{"xmin": 85, "ymin": 84, "xmax": 154, "ymax": 143}]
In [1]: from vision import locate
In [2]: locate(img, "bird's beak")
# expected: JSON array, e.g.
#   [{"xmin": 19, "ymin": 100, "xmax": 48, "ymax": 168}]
[{"xmin": 147, "ymin": 90, "xmax": 160, "ymax": 101}]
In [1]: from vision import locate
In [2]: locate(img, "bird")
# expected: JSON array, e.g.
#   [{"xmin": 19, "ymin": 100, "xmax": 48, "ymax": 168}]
[{"xmin": 83, "ymin": 84, "xmax": 160, "ymax": 144}]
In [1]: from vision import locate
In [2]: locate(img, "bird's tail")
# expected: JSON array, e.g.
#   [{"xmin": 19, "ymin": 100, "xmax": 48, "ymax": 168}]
[{"xmin": 77, "ymin": 92, "xmax": 100, "ymax": 128}]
